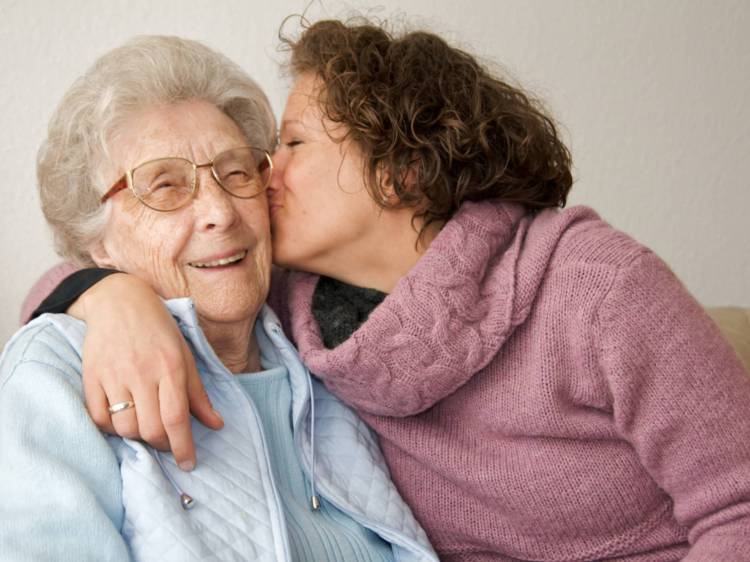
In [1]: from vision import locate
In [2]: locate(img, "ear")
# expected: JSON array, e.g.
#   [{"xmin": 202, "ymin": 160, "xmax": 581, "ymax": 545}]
[
  {"xmin": 399, "ymin": 162, "xmax": 419, "ymax": 193},
  {"xmin": 379, "ymin": 159, "xmax": 420, "ymax": 205},
  {"xmin": 88, "ymin": 239, "xmax": 119, "ymax": 269}
]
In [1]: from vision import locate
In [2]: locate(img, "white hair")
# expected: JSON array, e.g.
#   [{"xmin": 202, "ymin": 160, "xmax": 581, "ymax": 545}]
[{"xmin": 37, "ymin": 35, "xmax": 276, "ymax": 265}]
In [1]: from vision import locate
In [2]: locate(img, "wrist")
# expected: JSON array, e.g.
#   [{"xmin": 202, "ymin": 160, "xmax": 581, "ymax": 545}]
[{"xmin": 73, "ymin": 273, "xmax": 151, "ymax": 321}]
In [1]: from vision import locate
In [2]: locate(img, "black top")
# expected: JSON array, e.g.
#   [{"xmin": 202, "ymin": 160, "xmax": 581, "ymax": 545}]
[
  {"xmin": 312, "ymin": 276, "xmax": 386, "ymax": 349},
  {"xmin": 30, "ymin": 268, "xmax": 120, "ymax": 320}
]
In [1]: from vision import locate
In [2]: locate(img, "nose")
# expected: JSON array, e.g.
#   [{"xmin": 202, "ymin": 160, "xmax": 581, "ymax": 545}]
[{"xmin": 192, "ymin": 166, "xmax": 239, "ymax": 232}]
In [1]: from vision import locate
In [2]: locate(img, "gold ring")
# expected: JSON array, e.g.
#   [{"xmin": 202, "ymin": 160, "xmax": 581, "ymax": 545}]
[{"xmin": 108, "ymin": 400, "xmax": 135, "ymax": 415}]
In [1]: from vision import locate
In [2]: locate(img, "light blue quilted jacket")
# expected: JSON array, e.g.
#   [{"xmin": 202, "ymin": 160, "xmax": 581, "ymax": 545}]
[{"xmin": 0, "ymin": 298, "xmax": 438, "ymax": 562}]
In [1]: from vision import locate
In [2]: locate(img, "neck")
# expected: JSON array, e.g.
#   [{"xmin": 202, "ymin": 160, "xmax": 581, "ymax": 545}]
[
  {"xmin": 313, "ymin": 209, "xmax": 443, "ymax": 293},
  {"xmin": 200, "ymin": 315, "xmax": 261, "ymax": 374}
]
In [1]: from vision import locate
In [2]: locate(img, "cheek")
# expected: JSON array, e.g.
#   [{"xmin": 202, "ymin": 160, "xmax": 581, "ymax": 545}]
[
  {"xmin": 281, "ymin": 167, "xmax": 310, "ymax": 215},
  {"xmin": 236, "ymin": 198, "xmax": 273, "ymax": 257},
  {"xmin": 283, "ymin": 153, "xmax": 334, "ymax": 209},
  {"xmin": 105, "ymin": 208, "xmax": 191, "ymax": 294},
  {"xmin": 242, "ymin": 196, "xmax": 271, "ymax": 236}
]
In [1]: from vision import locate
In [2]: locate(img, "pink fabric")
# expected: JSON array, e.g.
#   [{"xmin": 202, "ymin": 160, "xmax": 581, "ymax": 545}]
[
  {"xmin": 276, "ymin": 201, "xmax": 750, "ymax": 561},
  {"xmin": 19, "ymin": 262, "xmax": 79, "ymax": 325}
]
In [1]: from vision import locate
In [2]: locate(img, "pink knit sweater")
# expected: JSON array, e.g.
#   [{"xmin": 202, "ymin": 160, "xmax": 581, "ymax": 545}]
[{"xmin": 274, "ymin": 201, "xmax": 750, "ymax": 561}]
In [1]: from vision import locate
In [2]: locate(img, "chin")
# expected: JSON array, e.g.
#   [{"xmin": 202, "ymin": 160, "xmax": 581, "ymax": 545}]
[
  {"xmin": 194, "ymin": 292, "xmax": 265, "ymax": 325},
  {"xmin": 196, "ymin": 305, "xmax": 258, "ymax": 326},
  {"xmin": 272, "ymin": 240, "xmax": 306, "ymax": 271},
  {"xmin": 272, "ymin": 254, "xmax": 303, "ymax": 272}
]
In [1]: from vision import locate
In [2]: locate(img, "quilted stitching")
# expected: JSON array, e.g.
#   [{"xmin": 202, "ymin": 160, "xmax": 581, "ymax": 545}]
[
  {"xmin": 115, "ymin": 369, "xmax": 290, "ymax": 562},
  {"xmin": 44, "ymin": 302, "xmax": 437, "ymax": 562},
  {"xmin": 300, "ymin": 383, "xmax": 433, "ymax": 552}
]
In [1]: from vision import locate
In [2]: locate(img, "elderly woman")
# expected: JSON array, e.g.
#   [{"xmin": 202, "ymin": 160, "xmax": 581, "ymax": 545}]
[
  {"xmin": 0, "ymin": 35, "xmax": 437, "ymax": 562},
  {"xmin": 24, "ymin": 20, "xmax": 750, "ymax": 561}
]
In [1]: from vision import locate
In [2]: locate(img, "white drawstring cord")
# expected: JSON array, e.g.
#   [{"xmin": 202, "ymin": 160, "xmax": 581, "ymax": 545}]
[{"xmin": 307, "ymin": 375, "xmax": 320, "ymax": 511}]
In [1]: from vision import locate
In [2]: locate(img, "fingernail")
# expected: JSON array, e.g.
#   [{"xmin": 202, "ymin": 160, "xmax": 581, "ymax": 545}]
[
  {"xmin": 179, "ymin": 460, "xmax": 195, "ymax": 472},
  {"xmin": 213, "ymin": 409, "xmax": 223, "ymax": 423}
]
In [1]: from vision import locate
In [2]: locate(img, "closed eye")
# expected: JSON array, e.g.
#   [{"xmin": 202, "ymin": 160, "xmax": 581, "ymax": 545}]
[
  {"xmin": 226, "ymin": 169, "xmax": 250, "ymax": 178},
  {"xmin": 146, "ymin": 179, "xmax": 178, "ymax": 193}
]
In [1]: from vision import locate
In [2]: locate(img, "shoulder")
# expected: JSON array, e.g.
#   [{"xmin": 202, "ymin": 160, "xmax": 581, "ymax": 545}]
[
  {"xmin": 1, "ymin": 314, "xmax": 84, "ymax": 394},
  {"xmin": 0, "ymin": 315, "xmax": 105, "ymax": 473},
  {"xmin": 523, "ymin": 206, "xmax": 679, "ymax": 320},
  {"xmin": 536, "ymin": 205, "xmax": 650, "ymax": 270}
]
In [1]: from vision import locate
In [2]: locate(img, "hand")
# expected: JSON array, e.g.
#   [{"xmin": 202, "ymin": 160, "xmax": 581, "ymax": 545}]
[{"xmin": 71, "ymin": 273, "xmax": 223, "ymax": 470}]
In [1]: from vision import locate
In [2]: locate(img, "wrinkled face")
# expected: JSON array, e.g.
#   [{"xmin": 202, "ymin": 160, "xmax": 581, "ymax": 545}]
[
  {"xmin": 94, "ymin": 100, "xmax": 272, "ymax": 325},
  {"xmin": 268, "ymin": 73, "xmax": 383, "ymax": 273}
]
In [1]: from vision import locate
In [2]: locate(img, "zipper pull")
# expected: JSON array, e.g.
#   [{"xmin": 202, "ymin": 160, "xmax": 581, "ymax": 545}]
[{"xmin": 181, "ymin": 493, "xmax": 196, "ymax": 510}]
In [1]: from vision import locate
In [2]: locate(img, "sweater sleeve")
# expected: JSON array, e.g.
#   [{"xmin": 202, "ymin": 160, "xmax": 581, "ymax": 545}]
[
  {"xmin": 0, "ymin": 324, "xmax": 129, "ymax": 561},
  {"xmin": 596, "ymin": 251, "xmax": 750, "ymax": 560}
]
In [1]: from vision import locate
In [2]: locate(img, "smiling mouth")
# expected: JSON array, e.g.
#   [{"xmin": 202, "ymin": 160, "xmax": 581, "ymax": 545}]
[{"xmin": 188, "ymin": 250, "xmax": 247, "ymax": 269}]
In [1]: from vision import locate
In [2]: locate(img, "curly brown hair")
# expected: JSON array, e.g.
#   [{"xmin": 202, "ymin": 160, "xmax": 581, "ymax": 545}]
[{"xmin": 282, "ymin": 18, "xmax": 573, "ymax": 234}]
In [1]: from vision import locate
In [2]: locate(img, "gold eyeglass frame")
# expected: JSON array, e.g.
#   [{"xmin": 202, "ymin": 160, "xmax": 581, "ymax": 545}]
[{"xmin": 99, "ymin": 146, "xmax": 273, "ymax": 212}]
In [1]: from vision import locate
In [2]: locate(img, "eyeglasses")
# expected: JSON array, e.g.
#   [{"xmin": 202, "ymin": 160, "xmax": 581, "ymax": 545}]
[{"xmin": 100, "ymin": 146, "xmax": 273, "ymax": 212}]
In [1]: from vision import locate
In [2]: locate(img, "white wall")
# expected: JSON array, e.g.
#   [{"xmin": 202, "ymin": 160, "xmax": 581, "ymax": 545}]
[{"xmin": 2, "ymin": 0, "xmax": 748, "ymax": 346}]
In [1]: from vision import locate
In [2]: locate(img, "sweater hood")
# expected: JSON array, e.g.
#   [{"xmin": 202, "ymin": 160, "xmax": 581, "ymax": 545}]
[{"xmin": 287, "ymin": 200, "xmax": 600, "ymax": 415}]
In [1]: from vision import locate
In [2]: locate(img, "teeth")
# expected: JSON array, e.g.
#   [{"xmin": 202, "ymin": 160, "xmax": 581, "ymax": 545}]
[{"xmin": 189, "ymin": 250, "xmax": 247, "ymax": 268}]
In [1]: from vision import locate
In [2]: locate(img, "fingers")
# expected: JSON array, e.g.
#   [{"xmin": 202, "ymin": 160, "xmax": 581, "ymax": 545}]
[
  {"xmin": 132, "ymin": 385, "xmax": 170, "ymax": 451},
  {"xmin": 74, "ymin": 276, "xmax": 221, "ymax": 471},
  {"xmin": 106, "ymin": 392, "xmax": 140, "ymax": 441},
  {"xmin": 109, "ymin": 395, "xmax": 140, "ymax": 439},
  {"xmin": 159, "ymin": 376, "xmax": 196, "ymax": 471},
  {"xmin": 90, "ymin": 377, "xmax": 196, "ymax": 470},
  {"xmin": 84, "ymin": 376, "xmax": 115, "ymax": 434},
  {"xmin": 85, "ymin": 370, "xmax": 220, "ymax": 472}
]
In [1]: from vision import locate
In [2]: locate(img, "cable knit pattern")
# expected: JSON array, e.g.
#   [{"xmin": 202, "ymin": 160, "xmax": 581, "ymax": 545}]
[
  {"xmin": 290, "ymin": 203, "xmax": 530, "ymax": 416},
  {"xmin": 274, "ymin": 200, "xmax": 750, "ymax": 561}
]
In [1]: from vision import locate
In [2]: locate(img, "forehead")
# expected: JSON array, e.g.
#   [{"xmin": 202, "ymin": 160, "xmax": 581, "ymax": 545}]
[
  {"xmin": 281, "ymin": 74, "xmax": 351, "ymax": 143},
  {"xmin": 113, "ymin": 100, "xmax": 249, "ymax": 166},
  {"xmin": 282, "ymin": 73, "xmax": 324, "ymax": 123}
]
